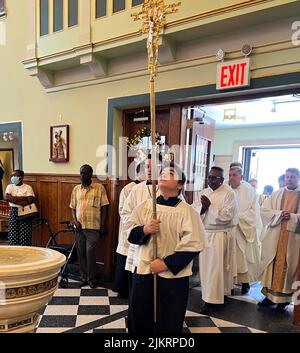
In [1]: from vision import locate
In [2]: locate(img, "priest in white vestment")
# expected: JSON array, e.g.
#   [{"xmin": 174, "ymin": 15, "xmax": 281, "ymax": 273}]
[
  {"xmin": 258, "ymin": 168, "xmax": 300, "ymax": 312},
  {"xmin": 193, "ymin": 166, "xmax": 238, "ymax": 314},
  {"xmin": 229, "ymin": 166, "xmax": 262, "ymax": 295}
]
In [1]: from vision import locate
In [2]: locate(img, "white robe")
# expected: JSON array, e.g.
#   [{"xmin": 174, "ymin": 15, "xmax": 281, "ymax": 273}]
[
  {"xmin": 121, "ymin": 181, "xmax": 160, "ymax": 272},
  {"xmin": 258, "ymin": 185, "xmax": 300, "ymax": 302},
  {"xmin": 193, "ymin": 184, "xmax": 238, "ymax": 304},
  {"xmin": 125, "ymin": 199, "xmax": 207, "ymax": 278},
  {"xmin": 232, "ymin": 182, "xmax": 262, "ymax": 283},
  {"xmin": 116, "ymin": 182, "xmax": 136, "ymax": 256}
]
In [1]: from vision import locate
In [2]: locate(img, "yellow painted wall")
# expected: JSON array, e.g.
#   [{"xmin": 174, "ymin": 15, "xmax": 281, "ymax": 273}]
[{"xmin": 1, "ymin": 1, "xmax": 300, "ymax": 175}]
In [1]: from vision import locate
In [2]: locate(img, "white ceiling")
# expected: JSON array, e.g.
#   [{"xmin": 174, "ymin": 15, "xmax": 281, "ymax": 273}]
[{"xmin": 200, "ymin": 94, "xmax": 300, "ymax": 129}]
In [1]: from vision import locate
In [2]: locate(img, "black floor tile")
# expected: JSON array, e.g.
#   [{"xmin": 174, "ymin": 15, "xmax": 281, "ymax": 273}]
[
  {"xmin": 109, "ymin": 297, "xmax": 128, "ymax": 305},
  {"xmin": 219, "ymin": 327, "xmax": 252, "ymax": 333},
  {"xmin": 93, "ymin": 328, "xmax": 127, "ymax": 333},
  {"xmin": 38, "ymin": 315, "xmax": 77, "ymax": 327},
  {"xmin": 48, "ymin": 296, "xmax": 80, "ymax": 305},
  {"xmin": 77, "ymin": 305, "xmax": 110, "ymax": 315},
  {"xmin": 63, "ymin": 282, "xmax": 81, "ymax": 289},
  {"xmin": 81, "ymin": 289, "xmax": 108, "ymax": 297},
  {"xmin": 184, "ymin": 316, "xmax": 216, "ymax": 327}
]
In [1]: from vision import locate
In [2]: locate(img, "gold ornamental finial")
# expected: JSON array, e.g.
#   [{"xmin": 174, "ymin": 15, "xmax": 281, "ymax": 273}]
[{"xmin": 132, "ymin": 0, "xmax": 181, "ymax": 78}]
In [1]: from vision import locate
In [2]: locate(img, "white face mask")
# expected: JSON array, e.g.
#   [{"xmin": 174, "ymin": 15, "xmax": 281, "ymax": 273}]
[{"xmin": 11, "ymin": 176, "xmax": 20, "ymax": 185}]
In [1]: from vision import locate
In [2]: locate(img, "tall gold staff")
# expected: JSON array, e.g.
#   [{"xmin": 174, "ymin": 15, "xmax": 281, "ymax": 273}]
[{"xmin": 132, "ymin": 0, "xmax": 181, "ymax": 324}]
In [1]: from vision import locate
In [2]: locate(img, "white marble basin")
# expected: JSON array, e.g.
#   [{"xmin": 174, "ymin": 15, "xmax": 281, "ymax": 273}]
[{"xmin": 0, "ymin": 246, "xmax": 66, "ymax": 333}]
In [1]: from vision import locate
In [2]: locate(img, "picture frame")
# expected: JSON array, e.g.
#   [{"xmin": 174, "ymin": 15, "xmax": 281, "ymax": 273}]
[{"xmin": 49, "ymin": 125, "xmax": 69, "ymax": 163}]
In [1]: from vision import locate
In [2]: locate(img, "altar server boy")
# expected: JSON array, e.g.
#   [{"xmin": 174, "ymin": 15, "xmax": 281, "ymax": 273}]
[{"xmin": 126, "ymin": 164, "xmax": 207, "ymax": 334}]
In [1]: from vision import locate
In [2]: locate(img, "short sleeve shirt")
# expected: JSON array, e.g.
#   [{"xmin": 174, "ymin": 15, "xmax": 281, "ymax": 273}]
[
  {"xmin": 70, "ymin": 183, "xmax": 109, "ymax": 230},
  {"xmin": 5, "ymin": 183, "xmax": 35, "ymax": 208}
]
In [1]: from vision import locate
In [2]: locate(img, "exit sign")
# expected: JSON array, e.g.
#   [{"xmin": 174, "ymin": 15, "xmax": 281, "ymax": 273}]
[{"xmin": 216, "ymin": 58, "xmax": 250, "ymax": 90}]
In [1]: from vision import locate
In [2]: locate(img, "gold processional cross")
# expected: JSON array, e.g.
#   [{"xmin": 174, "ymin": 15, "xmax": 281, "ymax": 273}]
[{"xmin": 131, "ymin": 0, "xmax": 181, "ymax": 324}]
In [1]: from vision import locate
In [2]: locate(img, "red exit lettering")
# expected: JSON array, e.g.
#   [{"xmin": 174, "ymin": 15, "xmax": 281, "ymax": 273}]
[{"xmin": 219, "ymin": 62, "xmax": 248, "ymax": 89}]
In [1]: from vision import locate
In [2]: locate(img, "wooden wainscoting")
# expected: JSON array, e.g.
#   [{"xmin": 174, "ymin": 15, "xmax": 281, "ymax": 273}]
[{"xmin": 24, "ymin": 174, "xmax": 127, "ymax": 281}]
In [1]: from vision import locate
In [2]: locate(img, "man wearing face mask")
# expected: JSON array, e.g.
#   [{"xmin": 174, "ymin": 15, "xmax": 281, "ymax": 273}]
[
  {"xmin": 70, "ymin": 164, "xmax": 109, "ymax": 288},
  {"xmin": 5, "ymin": 170, "xmax": 35, "ymax": 246}
]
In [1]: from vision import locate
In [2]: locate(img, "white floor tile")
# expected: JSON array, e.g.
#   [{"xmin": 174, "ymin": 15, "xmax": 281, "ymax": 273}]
[
  {"xmin": 43, "ymin": 305, "xmax": 78, "ymax": 316},
  {"xmin": 211, "ymin": 317, "xmax": 242, "ymax": 327},
  {"xmin": 248, "ymin": 327, "xmax": 266, "ymax": 333},
  {"xmin": 76, "ymin": 315, "xmax": 106, "ymax": 327},
  {"xmin": 53, "ymin": 289, "xmax": 81, "ymax": 297},
  {"xmin": 185, "ymin": 310, "xmax": 207, "ymax": 317},
  {"xmin": 97, "ymin": 318, "xmax": 126, "ymax": 329},
  {"xmin": 110, "ymin": 305, "xmax": 128, "ymax": 315},
  {"xmin": 36, "ymin": 327, "xmax": 68, "ymax": 333},
  {"xmin": 79, "ymin": 296, "xmax": 110, "ymax": 306},
  {"xmin": 107, "ymin": 289, "xmax": 118, "ymax": 297}
]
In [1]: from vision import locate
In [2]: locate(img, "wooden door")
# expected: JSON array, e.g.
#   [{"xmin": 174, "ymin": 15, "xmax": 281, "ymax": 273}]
[{"xmin": 182, "ymin": 105, "xmax": 216, "ymax": 204}]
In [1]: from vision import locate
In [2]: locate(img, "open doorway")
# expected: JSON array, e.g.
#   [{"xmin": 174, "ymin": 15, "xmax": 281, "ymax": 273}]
[
  {"xmin": 0, "ymin": 123, "xmax": 22, "ymax": 200},
  {"xmin": 243, "ymin": 146, "xmax": 300, "ymax": 194},
  {"xmin": 198, "ymin": 93, "xmax": 300, "ymax": 184}
]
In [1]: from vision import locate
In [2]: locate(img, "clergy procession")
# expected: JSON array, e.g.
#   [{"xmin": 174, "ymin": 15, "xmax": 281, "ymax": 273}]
[{"xmin": 113, "ymin": 160, "xmax": 300, "ymax": 334}]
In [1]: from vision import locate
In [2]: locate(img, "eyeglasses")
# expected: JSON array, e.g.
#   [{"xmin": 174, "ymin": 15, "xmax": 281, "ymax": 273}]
[{"xmin": 207, "ymin": 176, "xmax": 222, "ymax": 181}]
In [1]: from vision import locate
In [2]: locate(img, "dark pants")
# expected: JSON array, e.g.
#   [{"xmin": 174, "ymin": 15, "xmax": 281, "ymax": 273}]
[
  {"xmin": 128, "ymin": 274, "xmax": 189, "ymax": 334},
  {"xmin": 112, "ymin": 253, "xmax": 132, "ymax": 298},
  {"xmin": 8, "ymin": 207, "xmax": 32, "ymax": 246},
  {"xmin": 75, "ymin": 229, "xmax": 99, "ymax": 283}
]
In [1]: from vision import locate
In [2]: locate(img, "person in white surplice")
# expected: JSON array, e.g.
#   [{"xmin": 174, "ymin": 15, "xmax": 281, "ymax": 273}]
[
  {"xmin": 125, "ymin": 164, "xmax": 206, "ymax": 334},
  {"xmin": 229, "ymin": 166, "xmax": 262, "ymax": 295},
  {"xmin": 112, "ymin": 162, "xmax": 146, "ymax": 299},
  {"xmin": 121, "ymin": 154, "xmax": 162, "ymax": 275},
  {"xmin": 192, "ymin": 166, "xmax": 238, "ymax": 315},
  {"xmin": 258, "ymin": 168, "xmax": 300, "ymax": 312}
]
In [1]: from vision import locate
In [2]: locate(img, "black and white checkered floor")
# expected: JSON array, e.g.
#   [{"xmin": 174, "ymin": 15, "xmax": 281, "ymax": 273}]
[{"xmin": 36, "ymin": 280, "xmax": 266, "ymax": 333}]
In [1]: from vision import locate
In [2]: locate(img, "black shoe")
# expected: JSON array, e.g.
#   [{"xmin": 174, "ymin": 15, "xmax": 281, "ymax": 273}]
[
  {"xmin": 275, "ymin": 303, "xmax": 290, "ymax": 313},
  {"xmin": 241, "ymin": 283, "xmax": 250, "ymax": 295},
  {"xmin": 257, "ymin": 297, "xmax": 274, "ymax": 307},
  {"xmin": 79, "ymin": 279, "xmax": 88, "ymax": 287},
  {"xmin": 89, "ymin": 282, "xmax": 97, "ymax": 289},
  {"xmin": 200, "ymin": 302, "xmax": 213, "ymax": 315}
]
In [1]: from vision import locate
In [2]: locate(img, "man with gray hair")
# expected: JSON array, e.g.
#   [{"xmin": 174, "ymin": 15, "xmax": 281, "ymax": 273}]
[
  {"xmin": 229, "ymin": 166, "xmax": 262, "ymax": 295},
  {"xmin": 258, "ymin": 168, "xmax": 300, "ymax": 312}
]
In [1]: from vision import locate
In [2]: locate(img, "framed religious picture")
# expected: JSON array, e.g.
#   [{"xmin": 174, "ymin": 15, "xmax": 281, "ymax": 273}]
[{"xmin": 49, "ymin": 125, "xmax": 69, "ymax": 163}]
